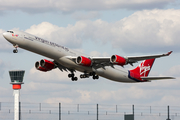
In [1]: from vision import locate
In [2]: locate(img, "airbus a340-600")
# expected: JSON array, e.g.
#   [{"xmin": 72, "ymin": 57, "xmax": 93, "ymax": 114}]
[{"xmin": 3, "ymin": 30, "xmax": 175, "ymax": 83}]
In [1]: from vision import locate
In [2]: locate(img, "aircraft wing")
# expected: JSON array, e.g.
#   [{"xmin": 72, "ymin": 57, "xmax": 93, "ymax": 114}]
[
  {"xmin": 141, "ymin": 76, "xmax": 175, "ymax": 81},
  {"xmin": 66, "ymin": 51, "xmax": 172, "ymax": 67},
  {"xmin": 125, "ymin": 51, "xmax": 172, "ymax": 65},
  {"xmin": 90, "ymin": 57, "xmax": 110, "ymax": 64},
  {"xmin": 91, "ymin": 51, "xmax": 172, "ymax": 66}
]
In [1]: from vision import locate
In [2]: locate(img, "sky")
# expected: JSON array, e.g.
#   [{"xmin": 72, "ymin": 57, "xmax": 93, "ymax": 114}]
[{"xmin": 0, "ymin": 0, "xmax": 180, "ymax": 114}]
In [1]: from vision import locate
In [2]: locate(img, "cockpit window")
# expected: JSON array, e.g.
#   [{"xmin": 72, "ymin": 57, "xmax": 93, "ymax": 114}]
[{"xmin": 7, "ymin": 31, "xmax": 14, "ymax": 33}]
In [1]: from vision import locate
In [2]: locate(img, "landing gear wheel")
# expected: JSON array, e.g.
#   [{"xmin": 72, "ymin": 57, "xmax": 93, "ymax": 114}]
[
  {"xmin": 13, "ymin": 49, "xmax": 18, "ymax": 53},
  {"xmin": 93, "ymin": 75, "xmax": 99, "ymax": 80},
  {"xmin": 89, "ymin": 72, "xmax": 93, "ymax": 76},
  {"xmin": 68, "ymin": 72, "xmax": 77, "ymax": 81},
  {"xmin": 80, "ymin": 73, "xmax": 90, "ymax": 79},
  {"xmin": 80, "ymin": 74, "xmax": 84, "ymax": 78},
  {"xmin": 13, "ymin": 44, "xmax": 18, "ymax": 53},
  {"xmin": 74, "ymin": 77, "xmax": 78, "ymax": 81},
  {"xmin": 68, "ymin": 74, "xmax": 74, "ymax": 78},
  {"xmin": 71, "ymin": 77, "xmax": 78, "ymax": 81}
]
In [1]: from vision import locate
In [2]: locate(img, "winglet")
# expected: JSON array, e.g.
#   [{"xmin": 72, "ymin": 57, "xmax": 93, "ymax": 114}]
[{"xmin": 166, "ymin": 51, "xmax": 173, "ymax": 56}]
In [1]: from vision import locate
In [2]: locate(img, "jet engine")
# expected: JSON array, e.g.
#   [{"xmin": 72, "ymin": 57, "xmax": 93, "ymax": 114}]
[
  {"xmin": 35, "ymin": 59, "xmax": 55, "ymax": 72},
  {"xmin": 110, "ymin": 55, "xmax": 126, "ymax": 66},
  {"xmin": 76, "ymin": 56, "xmax": 92, "ymax": 67}
]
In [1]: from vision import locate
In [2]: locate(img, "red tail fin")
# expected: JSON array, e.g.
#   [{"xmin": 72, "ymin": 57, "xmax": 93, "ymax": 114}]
[{"xmin": 130, "ymin": 59, "xmax": 155, "ymax": 78}]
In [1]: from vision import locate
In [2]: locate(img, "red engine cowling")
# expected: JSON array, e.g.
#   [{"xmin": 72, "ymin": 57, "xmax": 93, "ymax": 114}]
[
  {"xmin": 40, "ymin": 59, "xmax": 55, "ymax": 70},
  {"xmin": 76, "ymin": 56, "xmax": 92, "ymax": 67},
  {"xmin": 35, "ymin": 59, "xmax": 55, "ymax": 72},
  {"xmin": 110, "ymin": 55, "xmax": 126, "ymax": 66},
  {"xmin": 35, "ymin": 61, "xmax": 48, "ymax": 72}
]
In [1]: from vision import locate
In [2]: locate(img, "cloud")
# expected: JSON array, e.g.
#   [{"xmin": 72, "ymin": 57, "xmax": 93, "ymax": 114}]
[
  {"xmin": 25, "ymin": 9, "xmax": 180, "ymax": 53},
  {"xmin": 72, "ymin": 11, "xmax": 100, "ymax": 20},
  {"xmin": 0, "ymin": 59, "xmax": 11, "ymax": 78},
  {"xmin": 165, "ymin": 65, "xmax": 180, "ymax": 77},
  {"xmin": 23, "ymin": 81, "xmax": 69, "ymax": 92},
  {"xmin": 25, "ymin": 22, "xmax": 84, "ymax": 48},
  {"xmin": 45, "ymin": 97, "xmax": 73, "ymax": 104},
  {"xmin": 28, "ymin": 67, "xmax": 72, "ymax": 82},
  {"xmin": 89, "ymin": 51, "xmax": 109, "ymax": 57},
  {"xmin": 0, "ymin": 0, "xmax": 175, "ymax": 14},
  {"xmin": 0, "ymin": 87, "xmax": 12, "ymax": 102},
  {"xmin": 39, "ymin": 80, "xmax": 180, "ymax": 105},
  {"xmin": 83, "ymin": 9, "xmax": 180, "ymax": 53},
  {"xmin": 157, "ymin": 95, "xmax": 180, "ymax": 106}
]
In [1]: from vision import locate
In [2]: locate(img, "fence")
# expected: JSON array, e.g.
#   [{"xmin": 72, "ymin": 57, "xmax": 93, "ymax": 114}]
[{"xmin": 0, "ymin": 102, "xmax": 180, "ymax": 120}]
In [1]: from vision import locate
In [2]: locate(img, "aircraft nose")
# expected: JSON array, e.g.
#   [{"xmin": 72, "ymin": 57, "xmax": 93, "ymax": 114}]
[
  {"xmin": 3, "ymin": 32, "xmax": 7, "ymax": 38},
  {"xmin": 3, "ymin": 32, "xmax": 9, "ymax": 40}
]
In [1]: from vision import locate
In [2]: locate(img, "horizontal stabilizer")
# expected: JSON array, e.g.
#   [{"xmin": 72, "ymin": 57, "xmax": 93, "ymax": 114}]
[{"xmin": 141, "ymin": 76, "xmax": 175, "ymax": 80}]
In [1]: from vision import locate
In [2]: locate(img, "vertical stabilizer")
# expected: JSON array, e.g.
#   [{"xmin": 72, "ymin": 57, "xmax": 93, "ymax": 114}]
[{"xmin": 129, "ymin": 59, "xmax": 155, "ymax": 78}]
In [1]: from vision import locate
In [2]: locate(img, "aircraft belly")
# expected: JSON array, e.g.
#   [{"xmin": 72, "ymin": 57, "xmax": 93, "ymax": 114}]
[
  {"xmin": 20, "ymin": 40, "xmax": 64, "ymax": 60},
  {"xmin": 93, "ymin": 66, "xmax": 136, "ymax": 83}
]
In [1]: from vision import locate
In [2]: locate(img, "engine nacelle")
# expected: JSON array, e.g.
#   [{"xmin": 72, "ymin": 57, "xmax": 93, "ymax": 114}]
[
  {"xmin": 40, "ymin": 59, "xmax": 55, "ymax": 70},
  {"xmin": 35, "ymin": 61, "xmax": 49, "ymax": 72},
  {"xmin": 110, "ymin": 55, "xmax": 126, "ymax": 66},
  {"xmin": 76, "ymin": 56, "xmax": 92, "ymax": 67},
  {"xmin": 35, "ymin": 59, "xmax": 55, "ymax": 72}
]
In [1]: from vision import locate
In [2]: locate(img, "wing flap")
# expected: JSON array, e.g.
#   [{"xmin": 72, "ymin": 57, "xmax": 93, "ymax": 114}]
[{"xmin": 54, "ymin": 60, "xmax": 76, "ymax": 72}]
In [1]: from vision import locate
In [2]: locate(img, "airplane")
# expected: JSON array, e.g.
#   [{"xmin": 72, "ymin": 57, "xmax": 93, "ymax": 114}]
[{"xmin": 3, "ymin": 30, "xmax": 175, "ymax": 83}]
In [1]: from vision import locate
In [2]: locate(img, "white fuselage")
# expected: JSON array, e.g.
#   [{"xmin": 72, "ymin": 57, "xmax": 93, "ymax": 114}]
[{"xmin": 3, "ymin": 30, "xmax": 136, "ymax": 83}]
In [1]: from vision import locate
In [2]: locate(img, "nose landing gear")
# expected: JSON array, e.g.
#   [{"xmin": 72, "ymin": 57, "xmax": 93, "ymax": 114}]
[
  {"xmin": 13, "ymin": 49, "xmax": 18, "ymax": 53},
  {"xmin": 13, "ymin": 44, "xmax": 18, "ymax": 53}
]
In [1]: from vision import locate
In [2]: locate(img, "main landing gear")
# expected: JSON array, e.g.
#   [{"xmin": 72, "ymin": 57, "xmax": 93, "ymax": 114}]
[
  {"xmin": 68, "ymin": 72, "xmax": 99, "ymax": 81},
  {"xmin": 13, "ymin": 44, "xmax": 18, "ymax": 53},
  {"xmin": 68, "ymin": 73, "xmax": 78, "ymax": 81},
  {"xmin": 80, "ymin": 72, "xmax": 99, "ymax": 80}
]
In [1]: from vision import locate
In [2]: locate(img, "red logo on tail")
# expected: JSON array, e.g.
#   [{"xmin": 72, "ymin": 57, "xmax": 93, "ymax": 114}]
[
  {"xmin": 129, "ymin": 59, "xmax": 155, "ymax": 81},
  {"xmin": 139, "ymin": 61, "xmax": 151, "ymax": 77}
]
